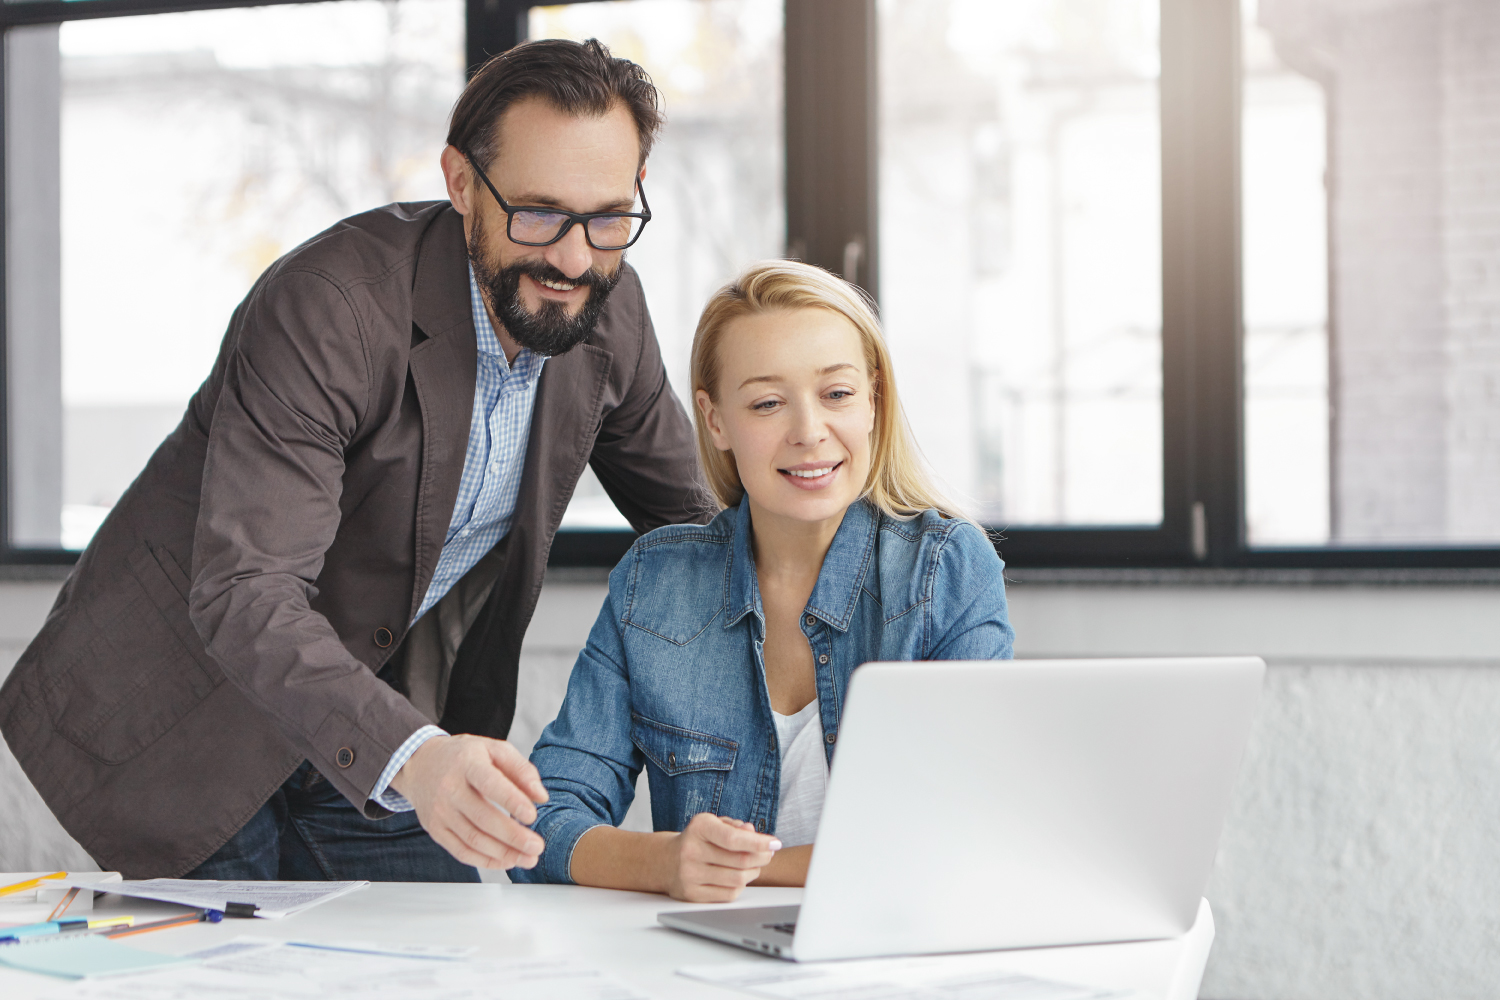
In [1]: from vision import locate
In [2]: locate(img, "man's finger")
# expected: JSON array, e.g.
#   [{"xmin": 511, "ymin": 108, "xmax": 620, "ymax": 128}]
[
  {"xmin": 450, "ymin": 813, "xmax": 540, "ymax": 870},
  {"xmin": 486, "ymin": 740, "xmax": 549, "ymax": 803},
  {"xmin": 466, "ymin": 761, "xmax": 542, "ymax": 825},
  {"xmin": 456, "ymin": 786, "xmax": 545, "ymax": 856}
]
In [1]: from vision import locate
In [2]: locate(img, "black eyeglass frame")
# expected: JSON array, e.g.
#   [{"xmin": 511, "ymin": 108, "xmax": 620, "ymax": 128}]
[{"xmin": 463, "ymin": 149, "xmax": 651, "ymax": 251}]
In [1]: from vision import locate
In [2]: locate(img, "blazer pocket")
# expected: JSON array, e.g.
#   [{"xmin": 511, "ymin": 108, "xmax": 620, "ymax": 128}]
[
  {"xmin": 43, "ymin": 542, "xmax": 223, "ymax": 764},
  {"xmin": 630, "ymin": 714, "xmax": 737, "ymax": 828}
]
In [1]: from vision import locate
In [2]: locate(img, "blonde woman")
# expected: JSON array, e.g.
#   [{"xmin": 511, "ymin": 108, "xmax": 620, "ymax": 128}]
[{"xmin": 511, "ymin": 260, "xmax": 1013, "ymax": 899}]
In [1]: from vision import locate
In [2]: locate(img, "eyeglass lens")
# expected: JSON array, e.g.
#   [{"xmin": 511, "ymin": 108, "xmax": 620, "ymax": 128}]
[{"xmin": 509, "ymin": 210, "xmax": 644, "ymax": 250}]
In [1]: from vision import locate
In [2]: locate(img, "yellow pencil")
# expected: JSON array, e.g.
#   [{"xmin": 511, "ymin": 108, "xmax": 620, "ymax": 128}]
[{"xmin": 0, "ymin": 872, "xmax": 67, "ymax": 898}]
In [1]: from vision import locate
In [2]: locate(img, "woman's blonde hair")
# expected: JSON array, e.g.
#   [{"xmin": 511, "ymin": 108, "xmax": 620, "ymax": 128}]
[{"xmin": 690, "ymin": 259, "xmax": 966, "ymax": 523}]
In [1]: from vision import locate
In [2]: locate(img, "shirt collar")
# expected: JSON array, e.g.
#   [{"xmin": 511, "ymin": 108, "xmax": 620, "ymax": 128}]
[
  {"xmin": 468, "ymin": 264, "xmax": 545, "ymax": 381},
  {"xmin": 725, "ymin": 495, "xmax": 880, "ymax": 634}
]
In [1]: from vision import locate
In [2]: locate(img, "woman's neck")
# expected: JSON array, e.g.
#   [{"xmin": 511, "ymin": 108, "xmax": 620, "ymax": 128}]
[{"xmin": 746, "ymin": 496, "xmax": 849, "ymax": 588}]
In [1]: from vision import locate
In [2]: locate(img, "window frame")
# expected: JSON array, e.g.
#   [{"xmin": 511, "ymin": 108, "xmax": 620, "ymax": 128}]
[{"xmin": 2, "ymin": 0, "xmax": 1496, "ymax": 571}]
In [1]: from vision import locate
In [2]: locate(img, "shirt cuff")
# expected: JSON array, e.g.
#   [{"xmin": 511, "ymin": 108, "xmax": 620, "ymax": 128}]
[{"xmin": 369, "ymin": 725, "xmax": 446, "ymax": 812}]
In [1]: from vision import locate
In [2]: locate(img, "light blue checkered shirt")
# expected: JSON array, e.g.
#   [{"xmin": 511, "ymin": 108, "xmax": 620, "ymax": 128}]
[{"xmin": 370, "ymin": 265, "xmax": 546, "ymax": 812}]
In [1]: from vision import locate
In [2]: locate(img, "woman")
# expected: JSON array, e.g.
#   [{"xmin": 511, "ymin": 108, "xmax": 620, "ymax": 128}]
[{"xmin": 511, "ymin": 260, "xmax": 1013, "ymax": 900}]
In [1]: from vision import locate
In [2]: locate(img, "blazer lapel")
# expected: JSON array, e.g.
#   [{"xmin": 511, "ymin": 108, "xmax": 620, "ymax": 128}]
[{"xmin": 406, "ymin": 208, "xmax": 478, "ymax": 623}]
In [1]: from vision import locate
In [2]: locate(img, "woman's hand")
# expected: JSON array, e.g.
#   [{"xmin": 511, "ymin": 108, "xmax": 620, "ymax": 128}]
[{"xmin": 662, "ymin": 814, "xmax": 781, "ymax": 902}]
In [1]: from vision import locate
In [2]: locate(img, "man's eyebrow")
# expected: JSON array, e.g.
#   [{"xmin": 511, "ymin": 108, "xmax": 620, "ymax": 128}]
[
  {"xmin": 738, "ymin": 363, "xmax": 859, "ymax": 390},
  {"xmin": 506, "ymin": 192, "xmax": 637, "ymax": 213}
]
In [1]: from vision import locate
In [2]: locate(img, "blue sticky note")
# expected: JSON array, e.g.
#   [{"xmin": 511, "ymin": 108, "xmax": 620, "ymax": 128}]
[{"xmin": 0, "ymin": 934, "xmax": 196, "ymax": 978}]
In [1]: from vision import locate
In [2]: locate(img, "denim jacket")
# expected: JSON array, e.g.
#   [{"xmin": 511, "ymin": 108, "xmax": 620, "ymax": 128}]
[{"xmin": 511, "ymin": 497, "xmax": 1014, "ymax": 884}]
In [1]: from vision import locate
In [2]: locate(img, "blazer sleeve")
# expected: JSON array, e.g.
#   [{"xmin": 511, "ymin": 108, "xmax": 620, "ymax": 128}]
[
  {"xmin": 926, "ymin": 521, "xmax": 1016, "ymax": 661},
  {"xmin": 512, "ymin": 556, "xmax": 645, "ymax": 884},
  {"xmin": 189, "ymin": 268, "xmax": 432, "ymax": 815},
  {"xmin": 587, "ymin": 276, "xmax": 710, "ymax": 533}
]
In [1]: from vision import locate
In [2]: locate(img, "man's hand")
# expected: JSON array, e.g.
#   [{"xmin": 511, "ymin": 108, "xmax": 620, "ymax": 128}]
[
  {"xmin": 660, "ymin": 814, "xmax": 781, "ymax": 902},
  {"xmin": 390, "ymin": 734, "xmax": 549, "ymax": 870}
]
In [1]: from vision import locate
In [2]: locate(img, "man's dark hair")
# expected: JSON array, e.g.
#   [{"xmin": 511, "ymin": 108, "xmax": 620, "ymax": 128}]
[{"xmin": 447, "ymin": 38, "xmax": 663, "ymax": 173}]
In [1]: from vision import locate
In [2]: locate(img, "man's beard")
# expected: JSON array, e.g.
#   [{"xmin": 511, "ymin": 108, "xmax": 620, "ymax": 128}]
[{"xmin": 468, "ymin": 216, "xmax": 622, "ymax": 358}]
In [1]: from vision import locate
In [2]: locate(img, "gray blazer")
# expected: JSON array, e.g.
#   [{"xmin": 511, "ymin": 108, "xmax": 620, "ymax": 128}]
[{"xmin": 0, "ymin": 202, "xmax": 704, "ymax": 878}]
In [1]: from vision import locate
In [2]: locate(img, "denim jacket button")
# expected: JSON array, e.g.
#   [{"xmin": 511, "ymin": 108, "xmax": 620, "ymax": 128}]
[
  {"xmin": 825, "ymin": 732, "xmax": 836, "ymax": 745},
  {"xmin": 818, "ymin": 654, "xmax": 829, "ymax": 665},
  {"xmin": 804, "ymin": 615, "xmax": 816, "ymax": 627},
  {"xmin": 756, "ymin": 819, "xmax": 765, "ymax": 832},
  {"xmin": 668, "ymin": 752, "xmax": 677, "ymax": 767}
]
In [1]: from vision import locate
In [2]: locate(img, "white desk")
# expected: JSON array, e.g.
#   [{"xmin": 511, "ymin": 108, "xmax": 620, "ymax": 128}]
[{"xmin": 0, "ymin": 883, "xmax": 1214, "ymax": 999}]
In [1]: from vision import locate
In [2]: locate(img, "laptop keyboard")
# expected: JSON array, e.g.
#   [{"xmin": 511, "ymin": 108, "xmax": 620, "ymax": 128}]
[{"xmin": 762, "ymin": 922, "xmax": 796, "ymax": 935}]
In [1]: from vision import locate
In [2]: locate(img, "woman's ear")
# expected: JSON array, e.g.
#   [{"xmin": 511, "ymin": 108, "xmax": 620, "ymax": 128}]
[{"xmin": 696, "ymin": 390, "xmax": 733, "ymax": 451}]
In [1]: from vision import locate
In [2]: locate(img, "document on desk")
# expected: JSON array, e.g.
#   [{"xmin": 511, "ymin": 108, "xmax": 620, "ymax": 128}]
[
  {"xmin": 66, "ymin": 880, "xmax": 367, "ymax": 918},
  {"xmin": 679, "ymin": 954, "xmax": 1145, "ymax": 1000},
  {"xmin": 39, "ymin": 937, "xmax": 651, "ymax": 1000}
]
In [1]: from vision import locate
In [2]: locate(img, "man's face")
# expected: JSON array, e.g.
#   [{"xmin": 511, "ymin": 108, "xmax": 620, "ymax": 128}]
[{"xmin": 454, "ymin": 96, "xmax": 642, "ymax": 357}]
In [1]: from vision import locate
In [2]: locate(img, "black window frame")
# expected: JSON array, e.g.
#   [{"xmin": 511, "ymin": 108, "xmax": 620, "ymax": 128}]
[{"xmin": 2, "ymin": 0, "xmax": 1497, "ymax": 572}]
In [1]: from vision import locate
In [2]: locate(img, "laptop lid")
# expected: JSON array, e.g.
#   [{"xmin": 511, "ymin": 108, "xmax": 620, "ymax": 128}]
[{"xmin": 790, "ymin": 656, "xmax": 1263, "ymax": 961}]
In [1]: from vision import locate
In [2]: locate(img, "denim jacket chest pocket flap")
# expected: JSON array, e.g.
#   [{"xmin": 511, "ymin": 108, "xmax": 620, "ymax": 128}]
[
  {"xmin": 620, "ymin": 536, "xmax": 727, "ymax": 645},
  {"xmin": 629, "ymin": 714, "xmax": 738, "ymax": 775}
]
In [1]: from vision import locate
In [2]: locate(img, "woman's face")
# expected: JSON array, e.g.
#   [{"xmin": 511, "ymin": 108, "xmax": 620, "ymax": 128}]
[{"xmin": 696, "ymin": 307, "xmax": 877, "ymax": 527}]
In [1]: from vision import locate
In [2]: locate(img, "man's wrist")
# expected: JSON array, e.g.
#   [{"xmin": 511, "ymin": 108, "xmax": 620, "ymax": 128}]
[{"xmin": 373, "ymin": 725, "xmax": 446, "ymax": 809}]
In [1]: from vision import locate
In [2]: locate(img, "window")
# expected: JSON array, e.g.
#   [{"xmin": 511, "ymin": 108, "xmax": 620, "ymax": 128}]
[
  {"xmin": 5, "ymin": 0, "xmax": 464, "ymax": 552},
  {"xmin": 879, "ymin": 0, "xmax": 1163, "ymax": 527},
  {"xmin": 5, "ymin": 0, "xmax": 1498, "ymax": 569}
]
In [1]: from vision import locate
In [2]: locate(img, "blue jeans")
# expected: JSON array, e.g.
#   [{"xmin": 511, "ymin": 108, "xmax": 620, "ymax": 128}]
[{"xmin": 185, "ymin": 761, "xmax": 479, "ymax": 882}]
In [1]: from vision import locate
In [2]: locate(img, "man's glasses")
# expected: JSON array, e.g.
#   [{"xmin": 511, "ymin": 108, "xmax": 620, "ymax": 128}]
[{"xmin": 463, "ymin": 149, "xmax": 651, "ymax": 251}]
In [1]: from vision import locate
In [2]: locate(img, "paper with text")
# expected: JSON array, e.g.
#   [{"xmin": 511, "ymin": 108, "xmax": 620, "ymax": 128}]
[
  {"xmin": 679, "ymin": 954, "xmax": 1143, "ymax": 1000},
  {"xmin": 66, "ymin": 880, "xmax": 367, "ymax": 919},
  {"xmin": 41, "ymin": 938, "xmax": 651, "ymax": 1000}
]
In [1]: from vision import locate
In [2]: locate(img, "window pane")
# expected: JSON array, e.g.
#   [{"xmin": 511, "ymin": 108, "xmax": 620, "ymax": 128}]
[
  {"xmin": 23, "ymin": 0, "xmax": 465, "ymax": 550},
  {"xmin": 879, "ymin": 0, "xmax": 1163, "ymax": 527},
  {"xmin": 527, "ymin": 0, "xmax": 785, "ymax": 531},
  {"xmin": 1244, "ymin": 0, "xmax": 1500, "ymax": 547}
]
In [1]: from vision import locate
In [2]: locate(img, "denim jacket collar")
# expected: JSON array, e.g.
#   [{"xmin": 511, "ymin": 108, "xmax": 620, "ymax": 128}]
[{"xmin": 724, "ymin": 496, "xmax": 880, "ymax": 634}]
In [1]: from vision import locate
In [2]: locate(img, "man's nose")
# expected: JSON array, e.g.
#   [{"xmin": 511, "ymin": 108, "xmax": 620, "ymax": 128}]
[{"xmin": 543, "ymin": 222, "xmax": 595, "ymax": 280}]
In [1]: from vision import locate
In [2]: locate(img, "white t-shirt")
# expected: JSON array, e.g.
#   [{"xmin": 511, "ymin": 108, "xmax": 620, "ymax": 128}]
[{"xmin": 771, "ymin": 700, "xmax": 830, "ymax": 847}]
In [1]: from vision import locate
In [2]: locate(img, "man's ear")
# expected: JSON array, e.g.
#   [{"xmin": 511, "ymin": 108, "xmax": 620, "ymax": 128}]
[
  {"xmin": 442, "ymin": 145, "xmax": 477, "ymax": 216},
  {"xmin": 696, "ymin": 390, "xmax": 732, "ymax": 452}
]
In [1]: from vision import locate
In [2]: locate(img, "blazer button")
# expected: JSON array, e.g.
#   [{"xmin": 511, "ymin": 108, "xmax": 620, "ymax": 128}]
[
  {"xmin": 825, "ymin": 732, "xmax": 836, "ymax": 745},
  {"xmin": 668, "ymin": 752, "xmax": 677, "ymax": 768},
  {"xmin": 336, "ymin": 747, "xmax": 355, "ymax": 768},
  {"xmin": 373, "ymin": 627, "xmax": 394, "ymax": 648},
  {"xmin": 818, "ymin": 654, "xmax": 829, "ymax": 665},
  {"xmin": 804, "ymin": 615, "xmax": 816, "ymax": 627}
]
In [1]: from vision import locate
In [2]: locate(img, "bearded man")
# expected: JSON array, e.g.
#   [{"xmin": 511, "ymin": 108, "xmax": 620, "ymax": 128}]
[{"xmin": 0, "ymin": 38, "xmax": 703, "ymax": 880}]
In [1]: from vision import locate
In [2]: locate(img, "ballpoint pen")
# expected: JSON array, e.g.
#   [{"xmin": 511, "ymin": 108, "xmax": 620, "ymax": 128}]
[{"xmin": 0, "ymin": 915, "xmax": 134, "ymax": 943}]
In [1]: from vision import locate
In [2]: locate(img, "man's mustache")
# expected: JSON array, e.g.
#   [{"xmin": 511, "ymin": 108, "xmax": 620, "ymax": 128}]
[{"xmin": 507, "ymin": 258, "xmax": 617, "ymax": 294}]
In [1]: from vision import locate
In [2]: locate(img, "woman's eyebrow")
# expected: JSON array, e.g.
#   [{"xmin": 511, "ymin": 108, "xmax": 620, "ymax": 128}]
[{"xmin": 738, "ymin": 363, "xmax": 858, "ymax": 390}]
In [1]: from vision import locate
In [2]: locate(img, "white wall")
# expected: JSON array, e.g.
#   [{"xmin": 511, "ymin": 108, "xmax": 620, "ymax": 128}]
[{"xmin": 5, "ymin": 573, "xmax": 1500, "ymax": 999}]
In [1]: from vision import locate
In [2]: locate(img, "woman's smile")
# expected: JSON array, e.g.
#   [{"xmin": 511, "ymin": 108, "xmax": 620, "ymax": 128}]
[{"xmin": 779, "ymin": 460, "xmax": 844, "ymax": 490}]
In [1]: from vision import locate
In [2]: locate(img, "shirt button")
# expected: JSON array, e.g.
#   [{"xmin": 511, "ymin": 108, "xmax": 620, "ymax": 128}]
[
  {"xmin": 373, "ymin": 627, "xmax": 394, "ymax": 648},
  {"xmin": 805, "ymin": 615, "xmax": 816, "ymax": 627},
  {"xmin": 825, "ymin": 732, "xmax": 837, "ymax": 745},
  {"xmin": 818, "ymin": 654, "xmax": 829, "ymax": 665},
  {"xmin": 336, "ymin": 747, "xmax": 355, "ymax": 768}
]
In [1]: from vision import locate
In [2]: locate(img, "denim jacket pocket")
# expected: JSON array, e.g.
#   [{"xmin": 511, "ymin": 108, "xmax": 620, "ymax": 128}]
[{"xmin": 630, "ymin": 714, "xmax": 738, "ymax": 829}]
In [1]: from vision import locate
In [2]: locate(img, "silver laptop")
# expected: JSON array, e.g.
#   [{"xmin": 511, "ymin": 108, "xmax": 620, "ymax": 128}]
[{"xmin": 659, "ymin": 656, "xmax": 1263, "ymax": 961}]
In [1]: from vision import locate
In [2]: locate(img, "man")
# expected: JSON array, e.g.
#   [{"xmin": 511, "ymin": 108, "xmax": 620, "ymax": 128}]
[{"xmin": 0, "ymin": 39, "xmax": 703, "ymax": 880}]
